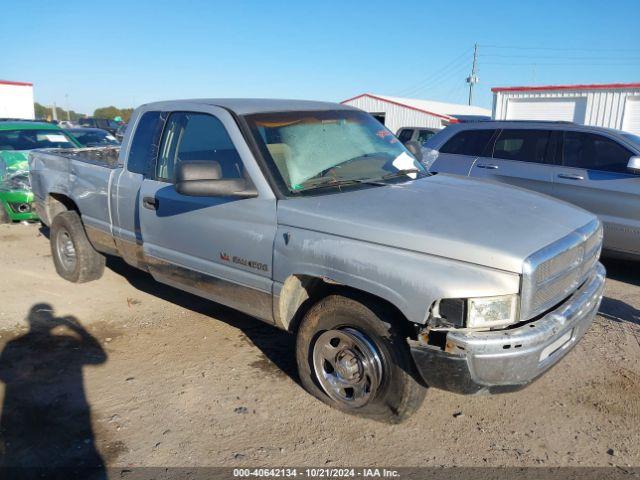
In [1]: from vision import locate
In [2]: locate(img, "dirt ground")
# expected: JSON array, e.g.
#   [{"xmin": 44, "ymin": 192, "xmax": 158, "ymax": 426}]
[{"xmin": 0, "ymin": 222, "xmax": 638, "ymax": 470}]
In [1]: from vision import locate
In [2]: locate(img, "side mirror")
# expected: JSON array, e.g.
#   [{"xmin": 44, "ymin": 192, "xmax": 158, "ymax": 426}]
[
  {"xmin": 175, "ymin": 161, "xmax": 257, "ymax": 198},
  {"xmin": 627, "ymin": 156, "xmax": 640, "ymax": 174},
  {"xmin": 405, "ymin": 141, "xmax": 423, "ymax": 162}
]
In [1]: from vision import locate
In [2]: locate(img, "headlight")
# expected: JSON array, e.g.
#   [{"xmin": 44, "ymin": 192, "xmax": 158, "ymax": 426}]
[
  {"xmin": 437, "ymin": 294, "xmax": 519, "ymax": 330},
  {"xmin": 467, "ymin": 295, "xmax": 519, "ymax": 329}
]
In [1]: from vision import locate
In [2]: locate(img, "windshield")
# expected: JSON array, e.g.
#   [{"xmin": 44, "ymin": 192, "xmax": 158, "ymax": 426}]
[
  {"xmin": 0, "ymin": 129, "xmax": 77, "ymax": 150},
  {"xmin": 622, "ymin": 133, "xmax": 640, "ymax": 149},
  {"xmin": 244, "ymin": 110, "xmax": 425, "ymax": 194}
]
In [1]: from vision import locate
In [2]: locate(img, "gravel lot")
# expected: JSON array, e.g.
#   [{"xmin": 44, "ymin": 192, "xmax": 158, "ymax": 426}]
[{"xmin": 0, "ymin": 223, "xmax": 638, "ymax": 470}]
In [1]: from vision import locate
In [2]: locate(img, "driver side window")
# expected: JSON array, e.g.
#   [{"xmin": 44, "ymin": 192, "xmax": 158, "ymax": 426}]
[{"xmin": 155, "ymin": 112, "xmax": 243, "ymax": 182}]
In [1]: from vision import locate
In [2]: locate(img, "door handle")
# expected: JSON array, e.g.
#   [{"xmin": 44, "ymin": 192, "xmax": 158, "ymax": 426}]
[
  {"xmin": 476, "ymin": 163, "xmax": 499, "ymax": 170},
  {"xmin": 143, "ymin": 196, "xmax": 158, "ymax": 210},
  {"xmin": 557, "ymin": 173, "xmax": 584, "ymax": 181}
]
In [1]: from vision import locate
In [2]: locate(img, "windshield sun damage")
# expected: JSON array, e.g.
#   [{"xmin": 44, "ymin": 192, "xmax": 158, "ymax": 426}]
[{"xmin": 244, "ymin": 110, "xmax": 426, "ymax": 194}]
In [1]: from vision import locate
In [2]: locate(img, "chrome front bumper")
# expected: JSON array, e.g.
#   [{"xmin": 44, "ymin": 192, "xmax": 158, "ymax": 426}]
[{"xmin": 411, "ymin": 262, "xmax": 606, "ymax": 394}]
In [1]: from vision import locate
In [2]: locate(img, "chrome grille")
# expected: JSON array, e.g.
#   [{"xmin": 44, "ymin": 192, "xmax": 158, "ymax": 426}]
[
  {"xmin": 521, "ymin": 219, "xmax": 603, "ymax": 320},
  {"xmin": 533, "ymin": 245, "xmax": 582, "ymax": 285}
]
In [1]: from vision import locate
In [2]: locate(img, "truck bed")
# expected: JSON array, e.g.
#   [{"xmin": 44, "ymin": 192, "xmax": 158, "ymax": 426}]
[{"xmin": 29, "ymin": 147, "xmax": 121, "ymax": 229}]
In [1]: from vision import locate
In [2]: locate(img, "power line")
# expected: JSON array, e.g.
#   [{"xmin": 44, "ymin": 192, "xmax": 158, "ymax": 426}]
[
  {"xmin": 481, "ymin": 53, "xmax": 640, "ymax": 61},
  {"xmin": 481, "ymin": 44, "xmax": 640, "ymax": 53},
  {"xmin": 399, "ymin": 57, "xmax": 471, "ymax": 98},
  {"xmin": 394, "ymin": 42, "xmax": 638, "ymax": 105},
  {"xmin": 396, "ymin": 48, "xmax": 471, "ymax": 97},
  {"xmin": 483, "ymin": 61, "xmax": 640, "ymax": 66},
  {"xmin": 418, "ymin": 62, "xmax": 475, "ymax": 97},
  {"xmin": 397, "ymin": 53, "xmax": 469, "ymax": 97},
  {"xmin": 443, "ymin": 78, "xmax": 466, "ymax": 103}
]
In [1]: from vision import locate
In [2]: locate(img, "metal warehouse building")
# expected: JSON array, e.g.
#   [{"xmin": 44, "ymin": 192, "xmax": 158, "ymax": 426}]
[
  {"xmin": 341, "ymin": 93, "xmax": 492, "ymax": 133},
  {"xmin": 492, "ymin": 82, "xmax": 640, "ymax": 135},
  {"xmin": 0, "ymin": 79, "xmax": 35, "ymax": 119}
]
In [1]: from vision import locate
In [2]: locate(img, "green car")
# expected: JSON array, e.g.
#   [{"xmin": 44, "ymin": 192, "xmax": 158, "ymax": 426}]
[{"xmin": 0, "ymin": 121, "xmax": 80, "ymax": 223}]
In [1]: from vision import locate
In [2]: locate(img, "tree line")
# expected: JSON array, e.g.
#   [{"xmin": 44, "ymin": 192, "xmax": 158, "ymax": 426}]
[{"xmin": 34, "ymin": 103, "xmax": 134, "ymax": 123}]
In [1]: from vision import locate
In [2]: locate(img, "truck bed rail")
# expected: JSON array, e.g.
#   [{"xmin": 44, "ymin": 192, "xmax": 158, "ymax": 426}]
[{"xmin": 34, "ymin": 146, "xmax": 121, "ymax": 169}]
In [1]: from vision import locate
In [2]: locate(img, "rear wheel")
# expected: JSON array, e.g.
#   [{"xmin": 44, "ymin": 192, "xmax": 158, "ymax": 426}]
[
  {"xmin": 50, "ymin": 211, "xmax": 105, "ymax": 283},
  {"xmin": 296, "ymin": 294, "xmax": 426, "ymax": 423}
]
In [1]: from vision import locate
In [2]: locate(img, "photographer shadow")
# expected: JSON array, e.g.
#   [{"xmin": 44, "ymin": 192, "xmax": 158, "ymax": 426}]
[{"xmin": 0, "ymin": 304, "xmax": 107, "ymax": 479}]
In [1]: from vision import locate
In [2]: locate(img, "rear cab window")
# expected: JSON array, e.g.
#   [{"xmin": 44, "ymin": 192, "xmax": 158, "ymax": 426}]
[{"xmin": 126, "ymin": 111, "xmax": 167, "ymax": 175}]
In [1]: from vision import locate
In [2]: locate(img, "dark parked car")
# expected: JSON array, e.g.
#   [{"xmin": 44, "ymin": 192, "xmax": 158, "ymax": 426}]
[
  {"xmin": 68, "ymin": 128, "xmax": 120, "ymax": 147},
  {"xmin": 76, "ymin": 117, "xmax": 120, "ymax": 135}
]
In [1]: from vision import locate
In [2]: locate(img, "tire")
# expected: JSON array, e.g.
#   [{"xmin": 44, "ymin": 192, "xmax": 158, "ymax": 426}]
[
  {"xmin": 296, "ymin": 294, "xmax": 426, "ymax": 423},
  {"xmin": 50, "ymin": 211, "xmax": 105, "ymax": 283},
  {"xmin": 0, "ymin": 204, "xmax": 10, "ymax": 224}
]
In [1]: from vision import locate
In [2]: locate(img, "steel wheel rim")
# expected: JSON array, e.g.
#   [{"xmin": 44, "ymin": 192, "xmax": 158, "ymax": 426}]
[
  {"xmin": 312, "ymin": 327, "xmax": 383, "ymax": 408},
  {"xmin": 56, "ymin": 228, "xmax": 77, "ymax": 271}
]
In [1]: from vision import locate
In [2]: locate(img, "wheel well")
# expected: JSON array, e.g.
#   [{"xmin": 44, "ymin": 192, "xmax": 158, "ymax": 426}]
[
  {"xmin": 46, "ymin": 193, "xmax": 79, "ymax": 225},
  {"xmin": 279, "ymin": 275, "xmax": 416, "ymax": 339}
]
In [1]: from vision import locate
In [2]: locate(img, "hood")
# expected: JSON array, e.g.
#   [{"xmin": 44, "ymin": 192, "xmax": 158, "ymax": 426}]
[
  {"xmin": 0, "ymin": 151, "xmax": 30, "ymax": 192},
  {"xmin": 0, "ymin": 150, "xmax": 29, "ymax": 173},
  {"xmin": 277, "ymin": 174, "xmax": 596, "ymax": 273}
]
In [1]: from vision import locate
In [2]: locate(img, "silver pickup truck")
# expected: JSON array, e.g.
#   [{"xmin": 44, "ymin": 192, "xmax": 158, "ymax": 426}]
[{"xmin": 30, "ymin": 99, "xmax": 605, "ymax": 422}]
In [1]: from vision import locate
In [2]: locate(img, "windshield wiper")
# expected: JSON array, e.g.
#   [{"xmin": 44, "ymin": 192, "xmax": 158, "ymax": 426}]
[
  {"xmin": 293, "ymin": 176, "xmax": 384, "ymax": 193},
  {"xmin": 292, "ymin": 168, "xmax": 427, "ymax": 193}
]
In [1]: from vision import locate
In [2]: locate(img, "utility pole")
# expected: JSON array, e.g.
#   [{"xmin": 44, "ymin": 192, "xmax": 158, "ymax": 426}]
[
  {"xmin": 467, "ymin": 43, "xmax": 479, "ymax": 105},
  {"xmin": 65, "ymin": 94, "xmax": 70, "ymax": 121}
]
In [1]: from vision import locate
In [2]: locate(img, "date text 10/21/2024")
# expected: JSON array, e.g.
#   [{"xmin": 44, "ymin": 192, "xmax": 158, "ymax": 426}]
[{"xmin": 233, "ymin": 468, "xmax": 401, "ymax": 478}]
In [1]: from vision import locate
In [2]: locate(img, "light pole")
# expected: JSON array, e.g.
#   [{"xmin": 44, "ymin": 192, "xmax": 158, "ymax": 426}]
[{"xmin": 466, "ymin": 43, "xmax": 479, "ymax": 106}]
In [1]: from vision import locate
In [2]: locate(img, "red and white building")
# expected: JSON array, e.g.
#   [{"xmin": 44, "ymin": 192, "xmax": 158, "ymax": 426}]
[
  {"xmin": 492, "ymin": 82, "xmax": 640, "ymax": 135},
  {"xmin": 341, "ymin": 93, "xmax": 491, "ymax": 133},
  {"xmin": 0, "ymin": 79, "xmax": 35, "ymax": 120}
]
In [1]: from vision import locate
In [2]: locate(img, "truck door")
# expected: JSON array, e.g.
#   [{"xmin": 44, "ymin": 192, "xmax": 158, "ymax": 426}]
[
  {"xmin": 552, "ymin": 130, "xmax": 640, "ymax": 256},
  {"xmin": 112, "ymin": 110, "xmax": 167, "ymax": 268},
  {"xmin": 138, "ymin": 107, "xmax": 278, "ymax": 322},
  {"xmin": 468, "ymin": 128, "xmax": 555, "ymax": 196}
]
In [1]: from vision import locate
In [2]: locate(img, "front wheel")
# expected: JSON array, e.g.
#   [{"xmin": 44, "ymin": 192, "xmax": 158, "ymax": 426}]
[{"xmin": 296, "ymin": 294, "xmax": 426, "ymax": 423}]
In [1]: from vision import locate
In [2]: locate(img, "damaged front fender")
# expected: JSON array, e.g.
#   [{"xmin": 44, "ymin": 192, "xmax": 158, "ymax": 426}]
[
  {"xmin": 0, "ymin": 151, "xmax": 37, "ymax": 221},
  {"xmin": 272, "ymin": 226, "xmax": 520, "ymax": 326}
]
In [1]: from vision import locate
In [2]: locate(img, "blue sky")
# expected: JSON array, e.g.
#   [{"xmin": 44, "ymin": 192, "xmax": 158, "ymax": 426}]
[{"xmin": 2, "ymin": 0, "xmax": 639, "ymax": 114}]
